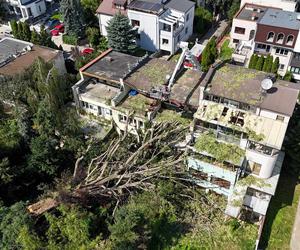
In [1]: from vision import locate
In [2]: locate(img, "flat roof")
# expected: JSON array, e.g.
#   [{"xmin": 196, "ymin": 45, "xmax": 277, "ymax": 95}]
[
  {"xmin": 205, "ymin": 64, "xmax": 300, "ymax": 116},
  {"xmin": 0, "ymin": 38, "xmax": 60, "ymax": 76},
  {"xmin": 165, "ymin": 0, "xmax": 194, "ymax": 13},
  {"xmin": 259, "ymin": 8, "xmax": 300, "ymax": 30},
  {"xmin": 235, "ymin": 3, "xmax": 268, "ymax": 22},
  {"xmin": 81, "ymin": 49, "xmax": 141, "ymax": 82},
  {"xmin": 125, "ymin": 58, "xmax": 176, "ymax": 92},
  {"xmin": 115, "ymin": 93, "xmax": 155, "ymax": 117},
  {"xmin": 194, "ymin": 101, "xmax": 288, "ymax": 149},
  {"xmin": 79, "ymin": 79, "xmax": 120, "ymax": 106}
]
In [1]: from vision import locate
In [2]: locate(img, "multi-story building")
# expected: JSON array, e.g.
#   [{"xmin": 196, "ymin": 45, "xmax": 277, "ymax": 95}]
[
  {"xmin": 187, "ymin": 63, "xmax": 299, "ymax": 222},
  {"xmin": 231, "ymin": 3, "xmax": 300, "ymax": 79},
  {"xmin": 96, "ymin": 0, "xmax": 195, "ymax": 54},
  {"xmin": 241, "ymin": 0, "xmax": 300, "ymax": 12},
  {"xmin": 3, "ymin": 0, "xmax": 46, "ymax": 20},
  {"xmin": 72, "ymin": 48, "xmax": 161, "ymax": 135}
]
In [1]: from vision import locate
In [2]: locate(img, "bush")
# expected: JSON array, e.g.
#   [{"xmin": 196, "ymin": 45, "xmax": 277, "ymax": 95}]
[
  {"xmin": 62, "ymin": 34, "xmax": 78, "ymax": 45},
  {"xmin": 194, "ymin": 6, "xmax": 213, "ymax": 35},
  {"xmin": 256, "ymin": 56, "xmax": 265, "ymax": 71}
]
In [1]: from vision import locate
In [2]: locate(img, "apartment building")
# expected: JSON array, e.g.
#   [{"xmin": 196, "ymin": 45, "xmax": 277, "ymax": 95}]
[
  {"xmin": 231, "ymin": 3, "xmax": 300, "ymax": 79},
  {"xmin": 96, "ymin": 0, "xmax": 195, "ymax": 54},
  {"xmin": 4, "ymin": 0, "xmax": 46, "ymax": 20},
  {"xmin": 187, "ymin": 63, "xmax": 299, "ymax": 222},
  {"xmin": 72, "ymin": 49, "xmax": 161, "ymax": 135},
  {"xmin": 241, "ymin": 0, "xmax": 300, "ymax": 12}
]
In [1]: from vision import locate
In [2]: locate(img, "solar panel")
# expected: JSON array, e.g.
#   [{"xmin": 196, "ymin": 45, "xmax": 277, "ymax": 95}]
[{"xmin": 129, "ymin": 0, "xmax": 163, "ymax": 13}]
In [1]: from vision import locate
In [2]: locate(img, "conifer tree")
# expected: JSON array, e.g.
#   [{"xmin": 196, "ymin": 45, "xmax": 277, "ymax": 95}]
[
  {"xmin": 106, "ymin": 13, "xmax": 137, "ymax": 53},
  {"xmin": 10, "ymin": 20, "xmax": 19, "ymax": 39},
  {"xmin": 272, "ymin": 57, "xmax": 280, "ymax": 74},
  {"xmin": 256, "ymin": 56, "xmax": 264, "ymax": 71},
  {"xmin": 266, "ymin": 55, "xmax": 273, "ymax": 73},
  {"xmin": 31, "ymin": 28, "xmax": 40, "ymax": 44},
  {"xmin": 201, "ymin": 37, "xmax": 218, "ymax": 72},
  {"xmin": 60, "ymin": 0, "xmax": 85, "ymax": 37},
  {"xmin": 17, "ymin": 21, "xmax": 24, "ymax": 40},
  {"xmin": 22, "ymin": 22, "xmax": 31, "ymax": 42},
  {"xmin": 262, "ymin": 54, "xmax": 270, "ymax": 72},
  {"xmin": 248, "ymin": 54, "xmax": 255, "ymax": 69}
]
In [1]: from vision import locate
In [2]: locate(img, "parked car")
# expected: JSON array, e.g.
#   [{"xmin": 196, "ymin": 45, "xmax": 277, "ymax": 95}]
[
  {"xmin": 45, "ymin": 19, "xmax": 60, "ymax": 31},
  {"xmin": 50, "ymin": 23, "xmax": 64, "ymax": 36},
  {"xmin": 81, "ymin": 48, "xmax": 94, "ymax": 55}
]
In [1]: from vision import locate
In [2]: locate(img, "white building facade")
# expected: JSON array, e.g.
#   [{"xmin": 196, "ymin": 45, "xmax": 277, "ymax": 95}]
[
  {"xmin": 4, "ymin": 0, "xmax": 46, "ymax": 20},
  {"xmin": 97, "ymin": 0, "xmax": 195, "ymax": 55}
]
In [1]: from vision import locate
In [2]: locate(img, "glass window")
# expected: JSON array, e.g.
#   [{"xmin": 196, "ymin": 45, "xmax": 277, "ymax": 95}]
[
  {"xmin": 276, "ymin": 115, "xmax": 284, "ymax": 121},
  {"xmin": 286, "ymin": 35, "xmax": 294, "ymax": 45},
  {"xmin": 162, "ymin": 38, "xmax": 169, "ymax": 44},
  {"xmin": 234, "ymin": 27, "xmax": 245, "ymax": 34},
  {"xmin": 276, "ymin": 33, "xmax": 285, "ymax": 44},
  {"xmin": 246, "ymin": 161, "xmax": 262, "ymax": 175},
  {"xmin": 267, "ymin": 32, "xmax": 275, "ymax": 42}
]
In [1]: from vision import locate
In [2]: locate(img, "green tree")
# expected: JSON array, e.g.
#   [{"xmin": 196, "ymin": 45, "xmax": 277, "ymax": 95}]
[
  {"xmin": 86, "ymin": 27, "xmax": 100, "ymax": 48},
  {"xmin": 0, "ymin": 2, "xmax": 6, "ymax": 22},
  {"xmin": 227, "ymin": 0, "xmax": 240, "ymax": 20},
  {"xmin": 22, "ymin": 21, "xmax": 31, "ymax": 41},
  {"xmin": 10, "ymin": 20, "xmax": 19, "ymax": 38},
  {"xmin": 30, "ymin": 28, "xmax": 40, "ymax": 44},
  {"xmin": 283, "ymin": 71, "xmax": 293, "ymax": 81},
  {"xmin": 81, "ymin": 0, "xmax": 99, "ymax": 25},
  {"xmin": 0, "ymin": 202, "xmax": 34, "ymax": 250},
  {"xmin": 262, "ymin": 54, "xmax": 270, "ymax": 72},
  {"xmin": 256, "ymin": 56, "xmax": 264, "ymax": 71},
  {"xmin": 272, "ymin": 57, "xmax": 280, "ymax": 74},
  {"xmin": 0, "ymin": 158, "xmax": 13, "ymax": 184},
  {"xmin": 107, "ymin": 13, "xmax": 137, "ymax": 53},
  {"xmin": 193, "ymin": 6, "xmax": 213, "ymax": 35},
  {"xmin": 17, "ymin": 21, "xmax": 24, "ymax": 40},
  {"xmin": 248, "ymin": 54, "xmax": 256, "ymax": 69},
  {"xmin": 17, "ymin": 226, "xmax": 43, "ymax": 250},
  {"xmin": 98, "ymin": 36, "xmax": 108, "ymax": 52},
  {"xmin": 39, "ymin": 25, "xmax": 58, "ymax": 49},
  {"xmin": 60, "ymin": 0, "xmax": 85, "ymax": 37},
  {"xmin": 266, "ymin": 55, "xmax": 273, "ymax": 72},
  {"xmin": 201, "ymin": 37, "xmax": 218, "ymax": 71}
]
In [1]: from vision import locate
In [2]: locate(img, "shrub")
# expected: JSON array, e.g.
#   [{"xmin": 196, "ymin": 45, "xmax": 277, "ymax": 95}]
[{"xmin": 62, "ymin": 34, "xmax": 78, "ymax": 45}]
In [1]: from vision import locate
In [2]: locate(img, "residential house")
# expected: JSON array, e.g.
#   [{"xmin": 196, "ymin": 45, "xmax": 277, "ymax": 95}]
[
  {"xmin": 72, "ymin": 48, "xmax": 161, "ymax": 135},
  {"xmin": 0, "ymin": 37, "xmax": 66, "ymax": 76},
  {"xmin": 230, "ymin": 3, "xmax": 300, "ymax": 79},
  {"xmin": 187, "ymin": 63, "xmax": 299, "ymax": 223},
  {"xmin": 4, "ymin": 0, "xmax": 47, "ymax": 20},
  {"xmin": 240, "ymin": 0, "xmax": 300, "ymax": 12},
  {"xmin": 96, "ymin": 0, "xmax": 195, "ymax": 54}
]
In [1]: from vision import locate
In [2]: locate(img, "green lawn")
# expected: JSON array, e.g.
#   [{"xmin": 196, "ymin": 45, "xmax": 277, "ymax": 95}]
[
  {"xmin": 219, "ymin": 39, "xmax": 234, "ymax": 61},
  {"xmin": 260, "ymin": 169, "xmax": 300, "ymax": 250}
]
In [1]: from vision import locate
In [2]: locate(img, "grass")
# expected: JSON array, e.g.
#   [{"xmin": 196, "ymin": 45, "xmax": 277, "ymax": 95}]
[
  {"xmin": 155, "ymin": 110, "xmax": 192, "ymax": 126},
  {"xmin": 219, "ymin": 39, "xmax": 234, "ymax": 61},
  {"xmin": 260, "ymin": 169, "xmax": 300, "ymax": 249}
]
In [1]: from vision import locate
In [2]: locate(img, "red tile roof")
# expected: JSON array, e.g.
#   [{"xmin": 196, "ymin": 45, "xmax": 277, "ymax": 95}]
[{"xmin": 96, "ymin": 0, "xmax": 127, "ymax": 16}]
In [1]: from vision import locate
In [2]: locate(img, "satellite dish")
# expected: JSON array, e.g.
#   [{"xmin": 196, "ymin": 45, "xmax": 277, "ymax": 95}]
[{"xmin": 261, "ymin": 78, "xmax": 273, "ymax": 91}]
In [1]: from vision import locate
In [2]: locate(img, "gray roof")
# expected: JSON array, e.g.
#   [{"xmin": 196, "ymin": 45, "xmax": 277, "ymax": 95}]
[
  {"xmin": 82, "ymin": 50, "xmax": 141, "ymax": 82},
  {"xmin": 235, "ymin": 4, "xmax": 267, "ymax": 22},
  {"xmin": 165, "ymin": 0, "xmax": 195, "ymax": 13},
  {"xmin": 259, "ymin": 8, "xmax": 300, "ymax": 30},
  {"xmin": 0, "ymin": 38, "xmax": 32, "ymax": 66}
]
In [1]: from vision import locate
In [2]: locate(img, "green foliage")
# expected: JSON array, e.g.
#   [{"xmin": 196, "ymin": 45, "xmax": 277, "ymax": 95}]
[
  {"xmin": 0, "ymin": 202, "xmax": 34, "ymax": 250},
  {"xmin": 201, "ymin": 37, "xmax": 218, "ymax": 72},
  {"xmin": 17, "ymin": 226, "xmax": 43, "ymax": 250},
  {"xmin": 98, "ymin": 36, "xmax": 109, "ymax": 51},
  {"xmin": 248, "ymin": 54, "xmax": 256, "ymax": 69},
  {"xmin": 62, "ymin": 34, "xmax": 78, "ymax": 45},
  {"xmin": 193, "ymin": 6, "xmax": 213, "ymax": 34},
  {"xmin": 194, "ymin": 133, "xmax": 245, "ymax": 165},
  {"xmin": 22, "ymin": 22, "xmax": 31, "ymax": 41},
  {"xmin": 0, "ymin": 158, "xmax": 13, "ymax": 184},
  {"xmin": 107, "ymin": 13, "xmax": 137, "ymax": 53},
  {"xmin": 81, "ymin": 0, "xmax": 100, "ymax": 25},
  {"xmin": 60, "ymin": 0, "xmax": 85, "ymax": 37},
  {"xmin": 219, "ymin": 39, "xmax": 233, "ymax": 61},
  {"xmin": 10, "ymin": 20, "xmax": 19, "ymax": 38},
  {"xmin": 0, "ymin": 118, "xmax": 22, "ymax": 153},
  {"xmin": 227, "ymin": 0, "xmax": 240, "ymax": 20},
  {"xmin": 272, "ymin": 57, "xmax": 280, "ymax": 74},
  {"xmin": 255, "ymin": 55, "xmax": 265, "ymax": 71},
  {"xmin": 263, "ymin": 54, "xmax": 273, "ymax": 73},
  {"xmin": 283, "ymin": 70, "xmax": 293, "ymax": 81},
  {"xmin": 86, "ymin": 27, "xmax": 101, "ymax": 48}
]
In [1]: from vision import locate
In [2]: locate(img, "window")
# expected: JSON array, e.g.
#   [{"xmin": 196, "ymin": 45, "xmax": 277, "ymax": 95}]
[
  {"xmin": 162, "ymin": 23, "xmax": 171, "ymax": 32},
  {"xmin": 138, "ymin": 120, "xmax": 144, "ymax": 128},
  {"xmin": 246, "ymin": 161, "xmax": 262, "ymax": 175},
  {"xmin": 233, "ymin": 39, "xmax": 239, "ymax": 44},
  {"xmin": 257, "ymin": 43, "xmax": 270, "ymax": 52},
  {"xmin": 249, "ymin": 30, "xmax": 255, "ymax": 40},
  {"xmin": 118, "ymin": 114, "xmax": 127, "ymax": 123},
  {"xmin": 279, "ymin": 64, "xmax": 285, "ymax": 70},
  {"xmin": 291, "ymin": 66, "xmax": 300, "ymax": 74},
  {"xmin": 234, "ymin": 27, "xmax": 245, "ymax": 34},
  {"xmin": 276, "ymin": 115, "xmax": 284, "ymax": 121},
  {"xmin": 266, "ymin": 32, "xmax": 275, "ymax": 42},
  {"xmin": 38, "ymin": 5, "xmax": 41, "ymax": 12},
  {"xmin": 185, "ymin": 27, "xmax": 188, "ymax": 34},
  {"xmin": 275, "ymin": 48, "xmax": 289, "ymax": 55},
  {"xmin": 162, "ymin": 38, "xmax": 169, "ymax": 44},
  {"xmin": 136, "ymin": 33, "xmax": 140, "ymax": 40},
  {"xmin": 276, "ymin": 33, "xmax": 285, "ymax": 44},
  {"xmin": 286, "ymin": 35, "xmax": 294, "ymax": 45},
  {"xmin": 186, "ymin": 13, "xmax": 190, "ymax": 21},
  {"xmin": 131, "ymin": 19, "xmax": 140, "ymax": 27}
]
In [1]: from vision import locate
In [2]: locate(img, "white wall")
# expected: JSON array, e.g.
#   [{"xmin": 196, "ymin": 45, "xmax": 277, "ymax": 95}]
[
  {"xmin": 240, "ymin": 0, "xmax": 298, "ymax": 12},
  {"xmin": 259, "ymin": 109, "xmax": 290, "ymax": 123},
  {"xmin": 98, "ymin": 14, "xmax": 112, "ymax": 36},
  {"xmin": 230, "ymin": 18, "xmax": 257, "ymax": 46},
  {"xmin": 246, "ymin": 149, "xmax": 278, "ymax": 179},
  {"xmin": 128, "ymin": 10, "xmax": 159, "ymax": 52}
]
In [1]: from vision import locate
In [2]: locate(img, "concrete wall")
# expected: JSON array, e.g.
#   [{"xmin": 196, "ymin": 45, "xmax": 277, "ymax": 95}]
[
  {"xmin": 230, "ymin": 18, "xmax": 257, "ymax": 46},
  {"xmin": 240, "ymin": 0, "xmax": 298, "ymax": 12},
  {"xmin": 259, "ymin": 109, "xmax": 290, "ymax": 123}
]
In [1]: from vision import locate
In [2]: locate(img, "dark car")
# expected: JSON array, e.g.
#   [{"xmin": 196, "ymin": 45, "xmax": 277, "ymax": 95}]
[{"xmin": 45, "ymin": 19, "xmax": 60, "ymax": 31}]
